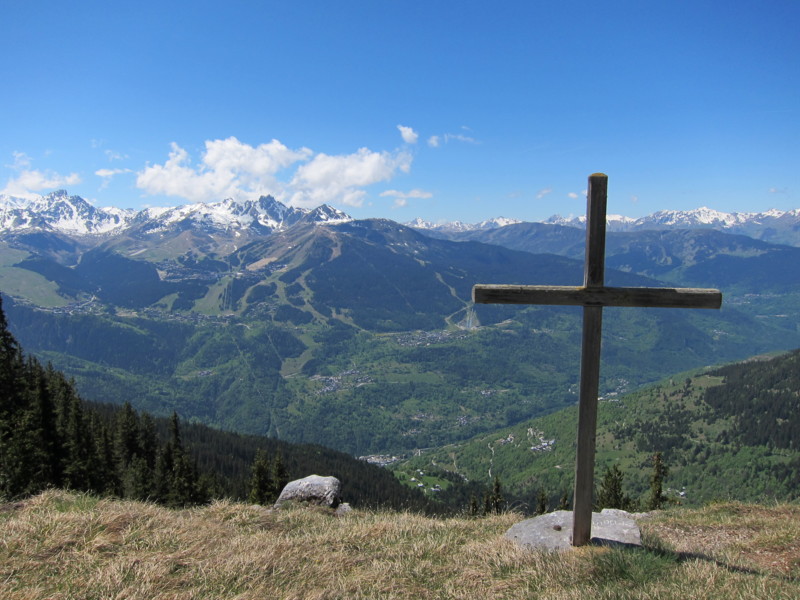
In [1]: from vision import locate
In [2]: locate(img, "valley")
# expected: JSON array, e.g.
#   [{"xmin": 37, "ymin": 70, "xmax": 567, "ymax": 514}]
[{"xmin": 1, "ymin": 190, "xmax": 800, "ymax": 504}]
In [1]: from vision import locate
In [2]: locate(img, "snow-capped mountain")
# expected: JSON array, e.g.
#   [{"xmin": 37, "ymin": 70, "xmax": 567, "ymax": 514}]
[
  {"xmin": 0, "ymin": 191, "xmax": 351, "ymax": 238},
  {"xmin": 405, "ymin": 216, "xmax": 521, "ymax": 233},
  {"xmin": 411, "ymin": 207, "xmax": 800, "ymax": 246},
  {"xmin": 0, "ymin": 190, "xmax": 135, "ymax": 235},
  {"xmin": 544, "ymin": 206, "xmax": 800, "ymax": 233}
]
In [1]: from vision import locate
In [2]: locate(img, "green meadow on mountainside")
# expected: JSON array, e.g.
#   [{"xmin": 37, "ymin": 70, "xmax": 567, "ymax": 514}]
[{"xmin": 394, "ymin": 349, "xmax": 800, "ymax": 509}]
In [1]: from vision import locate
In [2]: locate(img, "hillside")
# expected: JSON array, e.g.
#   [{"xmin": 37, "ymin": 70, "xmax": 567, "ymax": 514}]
[
  {"xmin": 1, "ymin": 490, "xmax": 798, "ymax": 599},
  {"xmin": 2, "ymin": 193, "xmax": 800, "ymax": 459},
  {"xmin": 394, "ymin": 349, "xmax": 800, "ymax": 508},
  {"xmin": 0, "ymin": 297, "xmax": 429, "ymax": 511},
  {"xmin": 4, "ymin": 216, "xmax": 800, "ymax": 457}
]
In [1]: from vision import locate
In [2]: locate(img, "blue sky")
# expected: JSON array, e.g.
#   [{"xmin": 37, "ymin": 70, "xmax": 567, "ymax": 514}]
[{"xmin": 2, "ymin": 1, "xmax": 798, "ymax": 223}]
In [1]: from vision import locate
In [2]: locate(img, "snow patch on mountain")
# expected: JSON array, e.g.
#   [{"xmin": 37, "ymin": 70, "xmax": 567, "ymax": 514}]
[
  {"xmin": 0, "ymin": 191, "xmax": 352, "ymax": 237},
  {"xmin": 0, "ymin": 190, "xmax": 135, "ymax": 235},
  {"xmin": 542, "ymin": 207, "xmax": 800, "ymax": 233},
  {"xmin": 407, "ymin": 216, "xmax": 521, "ymax": 233}
]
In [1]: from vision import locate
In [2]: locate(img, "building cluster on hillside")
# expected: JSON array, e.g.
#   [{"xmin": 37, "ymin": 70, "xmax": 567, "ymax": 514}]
[
  {"xmin": 311, "ymin": 369, "xmax": 374, "ymax": 394},
  {"xmin": 528, "ymin": 427, "xmax": 556, "ymax": 452},
  {"xmin": 393, "ymin": 330, "xmax": 469, "ymax": 347}
]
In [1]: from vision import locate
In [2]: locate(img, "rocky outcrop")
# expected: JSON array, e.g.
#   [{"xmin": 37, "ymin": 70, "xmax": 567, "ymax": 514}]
[
  {"xmin": 273, "ymin": 475, "xmax": 342, "ymax": 509},
  {"xmin": 505, "ymin": 509, "xmax": 642, "ymax": 552}
]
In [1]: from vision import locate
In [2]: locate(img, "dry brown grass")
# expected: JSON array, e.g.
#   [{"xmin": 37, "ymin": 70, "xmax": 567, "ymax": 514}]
[
  {"xmin": 0, "ymin": 490, "xmax": 798, "ymax": 599},
  {"xmin": 642, "ymin": 501, "xmax": 800, "ymax": 578}
]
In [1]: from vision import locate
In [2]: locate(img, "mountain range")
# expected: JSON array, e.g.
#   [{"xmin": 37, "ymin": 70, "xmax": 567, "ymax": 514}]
[
  {"xmin": 1, "ymin": 190, "xmax": 799, "ymax": 464},
  {"xmin": 410, "ymin": 206, "xmax": 800, "ymax": 247},
  {"xmin": 3, "ymin": 190, "xmax": 800, "ymax": 246}
]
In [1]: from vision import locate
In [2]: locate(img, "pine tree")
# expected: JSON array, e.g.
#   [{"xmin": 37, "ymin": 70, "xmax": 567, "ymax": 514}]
[
  {"xmin": 557, "ymin": 490, "xmax": 570, "ymax": 511},
  {"xmin": 62, "ymin": 393, "xmax": 96, "ymax": 491},
  {"xmin": 154, "ymin": 441, "xmax": 174, "ymax": 504},
  {"xmin": 596, "ymin": 464, "xmax": 636, "ymax": 511},
  {"xmin": 468, "ymin": 494, "xmax": 479, "ymax": 516},
  {"xmin": 271, "ymin": 452, "xmax": 289, "ymax": 500},
  {"xmin": 26, "ymin": 359, "xmax": 61, "ymax": 488},
  {"xmin": 535, "ymin": 489, "xmax": 549, "ymax": 515},
  {"xmin": 0, "ymin": 297, "xmax": 28, "ymax": 499},
  {"xmin": 648, "ymin": 452, "xmax": 669, "ymax": 510},
  {"xmin": 114, "ymin": 403, "xmax": 141, "ymax": 470},
  {"xmin": 248, "ymin": 449, "xmax": 273, "ymax": 505},
  {"xmin": 162, "ymin": 412, "xmax": 201, "ymax": 508},
  {"xmin": 487, "ymin": 476, "xmax": 504, "ymax": 514}
]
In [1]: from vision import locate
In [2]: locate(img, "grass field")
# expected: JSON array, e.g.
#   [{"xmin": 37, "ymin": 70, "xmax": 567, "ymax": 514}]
[{"xmin": 1, "ymin": 490, "xmax": 798, "ymax": 599}]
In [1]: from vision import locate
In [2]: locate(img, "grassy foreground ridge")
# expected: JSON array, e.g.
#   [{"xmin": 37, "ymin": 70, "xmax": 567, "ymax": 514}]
[{"xmin": 1, "ymin": 490, "xmax": 799, "ymax": 599}]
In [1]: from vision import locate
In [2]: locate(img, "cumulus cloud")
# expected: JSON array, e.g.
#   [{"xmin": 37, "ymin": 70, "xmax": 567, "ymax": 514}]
[
  {"xmin": 567, "ymin": 192, "xmax": 580, "ymax": 199},
  {"xmin": 397, "ymin": 125, "xmax": 419, "ymax": 144},
  {"xmin": 380, "ymin": 188, "xmax": 433, "ymax": 208},
  {"xmin": 137, "ymin": 137, "xmax": 312, "ymax": 203},
  {"xmin": 1, "ymin": 152, "xmax": 82, "ymax": 198},
  {"xmin": 289, "ymin": 148, "xmax": 412, "ymax": 208},
  {"xmin": 427, "ymin": 135, "xmax": 440, "ymax": 148},
  {"xmin": 536, "ymin": 188, "xmax": 553, "ymax": 199},
  {"xmin": 137, "ymin": 137, "xmax": 413, "ymax": 209}
]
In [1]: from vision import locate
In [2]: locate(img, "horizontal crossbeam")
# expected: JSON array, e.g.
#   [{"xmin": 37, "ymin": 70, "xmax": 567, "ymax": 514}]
[{"xmin": 473, "ymin": 284, "xmax": 722, "ymax": 309}]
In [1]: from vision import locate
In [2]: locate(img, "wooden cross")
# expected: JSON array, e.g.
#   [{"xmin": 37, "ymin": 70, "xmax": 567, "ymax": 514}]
[{"xmin": 473, "ymin": 173, "xmax": 722, "ymax": 547}]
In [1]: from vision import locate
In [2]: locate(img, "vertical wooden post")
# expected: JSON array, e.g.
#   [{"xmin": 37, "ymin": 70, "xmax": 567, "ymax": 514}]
[{"xmin": 572, "ymin": 173, "xmax": 608, "ymax": 546}]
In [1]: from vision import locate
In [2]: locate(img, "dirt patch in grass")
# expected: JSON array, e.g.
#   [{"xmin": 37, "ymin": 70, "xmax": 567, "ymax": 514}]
[{"xmin": 641, "ymin": 502, "xmax": 800, "ymax": 578}]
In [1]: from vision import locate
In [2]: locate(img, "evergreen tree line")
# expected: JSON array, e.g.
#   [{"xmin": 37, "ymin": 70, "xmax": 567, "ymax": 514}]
[
  {"xmin": 704, "ymin": 349, "xmax": 800, "ymax": 450},
  {"xmin": 465, "ymin": 453, "xmax": 670, "ymax": 518},
  {"xmin": 0, "ymin": 314, "xmax": 210, "ymax": 507},
  {"xmin": 0, "ymin": 298, "xmax": 431, "ymax": 511}
]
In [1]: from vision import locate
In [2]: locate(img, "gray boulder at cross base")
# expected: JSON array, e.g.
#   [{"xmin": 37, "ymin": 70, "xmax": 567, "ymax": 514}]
[
  {"xmin": 273, "ymin": 475, "xmax": 342, "ymax": 509},
  {"xmin": 505, "ymin": 509, "xmax": 642, "ymax": 552}
]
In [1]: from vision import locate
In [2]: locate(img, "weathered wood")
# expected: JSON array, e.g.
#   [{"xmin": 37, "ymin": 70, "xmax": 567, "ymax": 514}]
[
  {"xmin": 584, "ymin": 174, "xmax": 607, "ymax": 288},
  {"xmin": 471, "ymin": 173, "xmax": 722, "ymax": 548},
  {"xmin": 573, "ymin": 304, "xmax": 602, "ymax": 546},
  {"xmin": 571, "ymin": 175, "xmax": 608, "ymax": 545},
  {"xmin": 472, "ymin": 285, "xmax": 722, "ymax": 309}
]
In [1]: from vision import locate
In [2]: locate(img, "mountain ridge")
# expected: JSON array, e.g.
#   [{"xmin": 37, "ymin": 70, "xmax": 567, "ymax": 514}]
[
  {"xmin": 3, "ymin": 189, "xmax": 800, "ymax": 246},
  {"xmin": 411, "ymin": 206, "xmax": 800, "ymax": 246},
  {"xmin": 0, "ymin": 190, "xmax": 351, "ymax": 239}
]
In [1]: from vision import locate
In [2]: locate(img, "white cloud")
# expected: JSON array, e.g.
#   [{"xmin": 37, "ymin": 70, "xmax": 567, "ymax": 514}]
[
  {"xmin": 536, "ymin": 188, "xmax": 553, "ymax": 200},
  {"xmin": 1, "ymin": 153, "xmax": 81, "ymax": 198},
  {"xmin": 427, "ymin": 131, "xmax": 478, "ymax": 147},
  {"xmin": 567, "ymin": 192, "xmax": 579, "ymax": 199},
  {"xmin": 444, "ymin": 133, "xmax": 477, "ymax": 144},
  {"xmin": 397, "ymin": 125, "xmax": 419, "ymax": 144},
  {"xmin": 379, "ymin": 189, "xmax": 433, "ymax": 200},
  {"xmin": 288, "ymin": 148, "xmax": 412, "ymax": 208},
  {"xmin": 6, "ymin": 151, "xmax": 32, "ymax": 170},
  {"xmin": 380, "ymin": 188, "xmax": 433, "ymax": 208},
  {"xmin": 137, "ymin": 137, "xmax": 312, "ymax": 203},
  {"xmin": 96, "ymin": 168, "xmax": 133, "ymax": 189},
  {"xmin": 96, "ymin": 168, "xmax": 132, "ymax": 178}
]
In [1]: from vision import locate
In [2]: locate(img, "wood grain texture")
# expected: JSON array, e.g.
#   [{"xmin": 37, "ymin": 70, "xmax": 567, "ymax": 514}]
[{"xmin": 472, "ymin": 285, "xmax": 722, "ymax": 309}]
